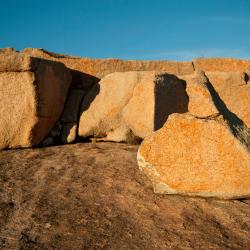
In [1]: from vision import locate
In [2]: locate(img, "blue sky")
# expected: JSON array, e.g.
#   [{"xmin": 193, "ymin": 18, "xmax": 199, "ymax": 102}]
[{"xmin": 1, "ymin": 0, "xmax": 250, "ymax": 60}]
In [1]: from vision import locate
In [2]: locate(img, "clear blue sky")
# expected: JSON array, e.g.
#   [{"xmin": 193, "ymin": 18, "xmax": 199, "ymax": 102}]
[{"xmin": 1, "ymin": 0, "xmax": 250, "ymax": 61}]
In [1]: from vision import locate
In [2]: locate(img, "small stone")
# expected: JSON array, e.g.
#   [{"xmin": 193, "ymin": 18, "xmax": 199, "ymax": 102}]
[
  {"xmin": 45, "ymin": 223, "xmax": 51, "ymax": 229},
  {"xmin": 61, "ymin": 123, "xmax": 77, "ymax": 143}
]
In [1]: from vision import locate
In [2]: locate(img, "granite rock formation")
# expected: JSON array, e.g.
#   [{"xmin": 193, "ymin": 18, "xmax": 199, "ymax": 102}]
[
  {"xmin": 137, "ymin": 113, "xmax": 250, "ymax": 199},
  {"xmin": 78, "ymin": 71, "xmax": 188, "ymax": 142},
  {"xmin": 0, "ymin": 48, "xmax": 249, "ymax": 200},
  {"xmin": 0, "ymin": 51, "xmax": 71, "ymax": 149}
]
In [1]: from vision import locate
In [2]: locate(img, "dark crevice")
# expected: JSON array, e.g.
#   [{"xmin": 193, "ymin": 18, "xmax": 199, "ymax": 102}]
[
  {"xmin": 191, "ymin": 61, "xmax": 195, "ymax": 72},
  {"xmin": 76, "ymin": 82, "xmax": 100, "ymax": 141},
  {"xmin": 194, "ymin": 113, "xmax": 221, "ymax": 120},
  {"xmin": 70, "ymin": 69, "xmax": 99, "ymax": 91},
  {"xmin": 205, "ymin": 76, "xmax": 244, "ymax": 128},
  {"xmin": 39, "ymin": 69, "xmax": 100, "ymax": 147},
  {"xmin": 243, "ymin": 72, "xmax": 249, "ymax": 84},
  {"xmin": 154, "ymin": 74, "xmax": 189, "ymax": 131}
]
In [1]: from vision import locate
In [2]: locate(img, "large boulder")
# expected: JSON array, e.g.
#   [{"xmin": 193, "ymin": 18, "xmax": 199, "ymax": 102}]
[
  {"xmin": 78, "ymin": 71, "xmax": 188, "ymax": 142},
  {"xmin": 0, "ymin": 52, "xmax": 71, "ymax": 149},
  {"xmin": 137, "ymin": 70, "xmax": 250, "ymax": 199},
  {"xmin": 137, "ymin": 113, "xmax": 250, "ymax": 199},
  {"xmin": 20, "ymin": 50, "xmax": 250, "ymax": 130},
  {"xmin": 21, "ymin": 48, "xmax": 99, "ymax": 92}
]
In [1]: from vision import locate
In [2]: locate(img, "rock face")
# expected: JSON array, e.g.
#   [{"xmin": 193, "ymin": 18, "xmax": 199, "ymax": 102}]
[
  {"xmin": 206, "ymin": 71, "xmax": 250, "ymax": 127},
  {"xmin": 22, "ymin": 48, "xmax": 250, "ymax": 78},
  {"xmin": 0, "ymin": 47, "xmax": 249, "ymax": 153},
  {"xmin": 21, "ymin": 48, "xmax": 250, "ymax": 129},
  {"xmin": 0, "ymin": 52, "xmax": 71, "ymax": 149},
  {"xmin": 136, "ymin": 70, "xmax": 250, "ymax": 199},
  {"xmin": 194, "ymin": 58, "xmax": 250, "ymax": 72},
  {"xmin": 0, "ymin": 52, "xmax": 42, "ymax": 72},
  {"xmin": 78, "ymin": 71, "xmax": 188, "ymax": 142},
  {"xmin": 0, "ymin": 47, "xmax": 16, "ymax": 54},
  {"xmin": 60, "ymin": 89, "xmax": 85, "ymax": 143},
  {"xmin": 179, "ymin": 71, "xmax": 219, "ymax": 117},
  {"xmin": 137, "ymin": 113, "xmax": 250, "ymax": 199},
  {"xmin": 22, "ymin": 48, "xmax": 195, "ymax": 79}
]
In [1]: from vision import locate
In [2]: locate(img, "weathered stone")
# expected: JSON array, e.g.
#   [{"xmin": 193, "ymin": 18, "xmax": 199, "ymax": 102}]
[
  {"xmin": 60, "ymin": 89, "xmax": 85, "ymax": 123},
  {"xmin": 0, "ymin": 47, "xmax": 16, "ymax": 53},
  {"xmin": 0, "ymin": 53, "xmax": 71, "ymax": 149},
  {"xmin": 206, "ymin": 71, "xmax": 250, "ymax": 127},
  {"xmin": 78, "ymin": 72, "xmax": 140, "ymax": 142},
  {"xmin": 194, "ymin": 58, "xmax": 250, "ymax": 72},
  {"xmin": 78, "ymin": 71, "xmax": 188, "ymax": 142},
  {"xmin": 179, "ymin": 71, "xmax": 219, "ymax": 117},
  {"xmin": 137, "ymin": 113, "xmax": 250, "ymax": 199},
  {"xmin": 41, "ymin": 88, "xmax": 85, "ymax": 146},
  {"xmin": 60, "ymin": 123, "xmax": 78, "ymax": 144},
  {"xmin": 123, "ymin": 73, "xmax": 188, "ymax": 137},
  {"xmin": 91, "ymin": 125, "xmax": 140, "ymax": 144},
  {"xmin": 21, "ymin": 48, "xmax": 100, "ymax": 91},
  {"xmin": 21, "ymin": 48, "xmax": 250, "ymax": 78},
  {"xmin": 22, "ymin": 48, "xmax": 195, "ymax": 78},
  {"xmin": 0, "ymin": 52, "xmax": 41, "ymax": 72}
]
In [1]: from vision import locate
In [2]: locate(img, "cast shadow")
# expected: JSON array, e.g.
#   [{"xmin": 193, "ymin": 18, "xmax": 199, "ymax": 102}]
[
  {"xmin": 49, "ymin": 70, "xmax": 100, "ymax": 146},
  {"xmin": 68, "ymin": 69, "xmax": 101, "ymax": 142},
  {"xmin": 70, "ymin": 69, "xmax": 100, "ymax": 91},
  {"xmin": 205, "ymin": 79, "xmax": 245, "ymax": 134},
  {"xmin": 154, "ymin": 74, "xmax": 189, "ymax": 131},
  {"xmin": 75, "ymin": 82, "xmax": 100, "ymax": 142},
  {"xmin": 205, "ymin": 78, "xmax": 249, "ymax": 147}
]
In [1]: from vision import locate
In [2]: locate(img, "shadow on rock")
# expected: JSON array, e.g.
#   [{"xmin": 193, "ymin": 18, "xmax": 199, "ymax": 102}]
[
  {"xmin": 205, "ymin": 76, "xmax": 249, "ymax": 147},
  {"xmin": 70, "ymin": 69, "xmax": 100, "ymax": 91},
  {"xmin": 154, "ymin": 74, "xmax": 189, "ymax": 131}
]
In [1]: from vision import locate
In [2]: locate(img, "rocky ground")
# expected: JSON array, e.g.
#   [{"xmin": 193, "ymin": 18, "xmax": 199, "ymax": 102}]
[{"xmin": 0, "ymin": 142, "xmax": 249, "ymax": 250}]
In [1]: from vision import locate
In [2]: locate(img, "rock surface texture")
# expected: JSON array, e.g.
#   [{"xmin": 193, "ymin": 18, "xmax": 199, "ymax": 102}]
[
  {"xmin": 206, "ymin": 71, "xmax": 250, "ymax": 127},
  {"xmin": 0, "ymin": 48, "xmax": 250, "ymax": 248},
  {"xmin": 22, "ymin": 48, "xmax": 195, "ymax": 78},
  {"xmin": 60, "ymin": 89, "xmax": 85, "ymax": 143},
  {"xmin": 0, "ymin": 143, "xmax": 249, "ymax": 249},
  {"xmin": 78, "ymin": 71, "xmax": 189, "ymax": 142},
  {"xmin": 193, "ymin": 58, "xmax": 250, "ymax": 72},
  {"xmin": 0, "ymin": 52, "xmax": 71, "ymax": 149},
  {"xmin": 137, "ymin": 113, "xmax": 250, "ymax": 199},
  {"xmin": 179, "ymin": 71, "xmax": 220, "ymax": 117},
  {"xmin": 0, "ymin": 48, "xmax": 249, "ymax": 146}
]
